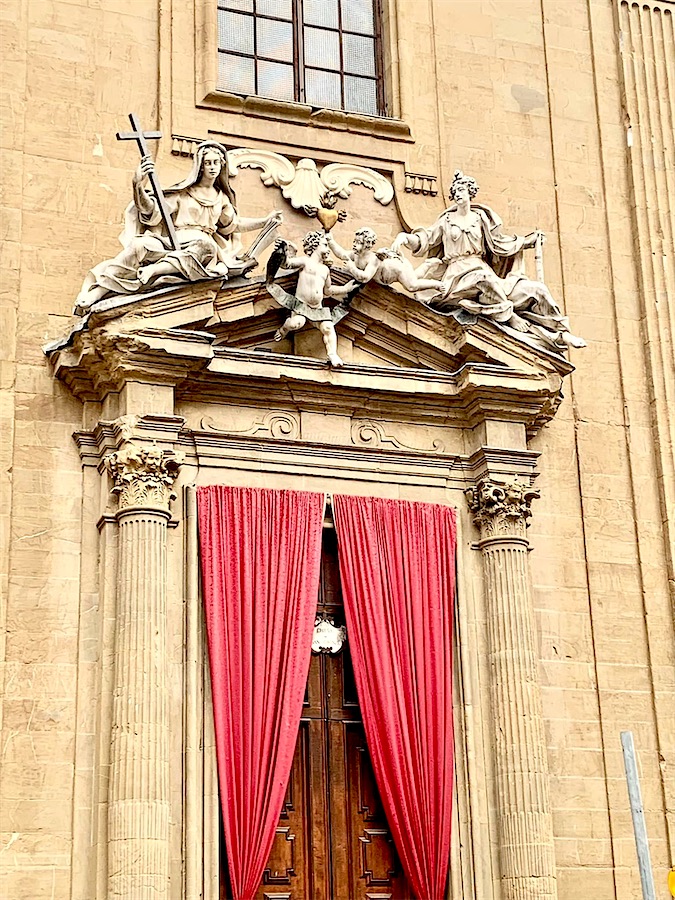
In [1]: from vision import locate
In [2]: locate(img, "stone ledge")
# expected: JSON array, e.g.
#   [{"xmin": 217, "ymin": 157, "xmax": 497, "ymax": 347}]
[{"xmin": 197, "ymin": 91, "xmax": 414, "ymax": 144}]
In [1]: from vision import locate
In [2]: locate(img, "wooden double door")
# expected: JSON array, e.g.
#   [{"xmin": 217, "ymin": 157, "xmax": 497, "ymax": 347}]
[{"xmin": 221, "ymin": 533, "xmax": 411, "ymax": 900}]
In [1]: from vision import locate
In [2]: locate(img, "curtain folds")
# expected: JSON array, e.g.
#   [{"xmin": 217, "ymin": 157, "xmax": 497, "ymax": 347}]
[
  {"xmin": 197, "ymin": 486, "xmax": 325, "ymax": 900},
  {"xmin": 333, "ymin": 495, "xmax": 457, "ymax": 900}
]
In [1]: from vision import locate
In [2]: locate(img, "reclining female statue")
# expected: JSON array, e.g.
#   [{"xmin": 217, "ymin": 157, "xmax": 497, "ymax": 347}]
[
  {"xmin": 392, "ymin": 170, "xmax": 585, "ymax": 352},
  {"xmin": 75, "ymin": 140, "xmax": 282, "ymax": 313}
]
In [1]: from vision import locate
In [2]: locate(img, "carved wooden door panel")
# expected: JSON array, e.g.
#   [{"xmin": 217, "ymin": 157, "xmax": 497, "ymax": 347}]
[{"xmin": 250, "ymin": 532, "xmax": 411, "ymax": 900}]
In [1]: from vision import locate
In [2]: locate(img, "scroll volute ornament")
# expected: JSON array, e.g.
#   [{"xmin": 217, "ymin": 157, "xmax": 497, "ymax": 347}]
[
  {"xmin": 105, "ymin": 443, "xmax": 183, "ymax": 512},
  {"xmin": 465, "ymin": 477, "xmax": 540, "ymax": 540}
]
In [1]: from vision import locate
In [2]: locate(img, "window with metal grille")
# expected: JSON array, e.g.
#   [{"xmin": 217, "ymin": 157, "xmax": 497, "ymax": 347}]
[{"xmin": 216, "ymin": 0, "xmax": 385, "ymax": 117}]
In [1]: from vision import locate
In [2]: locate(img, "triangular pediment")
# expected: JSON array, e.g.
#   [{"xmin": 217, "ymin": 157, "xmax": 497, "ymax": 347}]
[{"xmin": 46, "ymin": 275, "xmax": 573, "ymax": 435}]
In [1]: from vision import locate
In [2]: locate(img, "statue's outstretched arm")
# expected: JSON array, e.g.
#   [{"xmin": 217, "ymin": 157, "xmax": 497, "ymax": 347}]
[
  {"xmin": 283, "ymin": 254, "xmax": 306, "ymax": 271},
  {"xmin": 391, "ymin": 231, "xmax": 422, "ymax": 254},
  {"xmin": 327, "ymin": 234, "xmax": 349, "ymax": 261},
  {"xmin": 324, "ymin": 271, "xmax": 358, "ymax": 298},
  {"xmin": 236, "ymin": 210, "xmax": 283, "ymax": 233}
]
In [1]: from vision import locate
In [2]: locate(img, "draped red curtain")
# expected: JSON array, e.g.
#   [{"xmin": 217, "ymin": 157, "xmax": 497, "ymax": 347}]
[
  {"xmin": 197, "ymin": 486, "xmax": 325, "ymax": 900},
  {"xmin": 333, "ymin": 495, "xmax": 457, "ymax": 900}
]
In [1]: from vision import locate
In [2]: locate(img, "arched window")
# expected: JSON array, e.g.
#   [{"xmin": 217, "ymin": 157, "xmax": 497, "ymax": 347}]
[{"xmin": 216, "ymin": 0, "xmax": 386, "ymax": 116}]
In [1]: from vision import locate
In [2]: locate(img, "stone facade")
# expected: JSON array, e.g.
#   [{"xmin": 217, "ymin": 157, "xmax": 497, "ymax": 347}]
[{"xmin": 1, "ymin": 2, "xmax": 673, "ymax": 899}]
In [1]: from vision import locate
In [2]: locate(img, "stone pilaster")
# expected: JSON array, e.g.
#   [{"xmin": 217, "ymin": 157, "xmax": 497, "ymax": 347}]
[
  {"xmin": 104, "ymin": 444, "xmax": 182, "ymax": 899},
  {"xmin": 466, "ymin": 478, "xmax": 557, "ymax": 900}
]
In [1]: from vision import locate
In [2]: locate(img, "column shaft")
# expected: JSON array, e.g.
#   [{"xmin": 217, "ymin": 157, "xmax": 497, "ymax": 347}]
[
  {"xmin": 104, "ymin": 444, "xmax": 181, "ymax": 899},
  {"xmin": 108, "ymin": 510, "xmax": 171, "ymax": 898},
  {"xmin": 482, "ymin": 538, "xmax": 556, "ymax": 899},
  {"xmin": 468, "ymin": 479, "xmax": 557, "ymax": 900}
]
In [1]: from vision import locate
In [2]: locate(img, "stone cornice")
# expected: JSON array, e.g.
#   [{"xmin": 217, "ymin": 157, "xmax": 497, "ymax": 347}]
[
  {"xmin": 55, "ymin": 334, "xmax": 565, "ymax": 433},
  {"xmin": 74, "ymin": 415, "xmax": 186, "ymax": 467},
  {"xmin": 47, "ymin": 279, "xmax": 572, "ymax": 437}
]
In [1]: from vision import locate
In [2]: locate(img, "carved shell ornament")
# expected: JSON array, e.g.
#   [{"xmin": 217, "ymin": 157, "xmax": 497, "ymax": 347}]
[{"xmin": 227, "ymin": 148, "xmax": 394, "ymax": 212}]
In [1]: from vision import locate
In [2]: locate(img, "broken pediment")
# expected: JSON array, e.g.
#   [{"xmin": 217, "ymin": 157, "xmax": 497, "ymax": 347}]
[{"xmin": 46, "ymin": 274, "xmax": 572, "ymax": 438}]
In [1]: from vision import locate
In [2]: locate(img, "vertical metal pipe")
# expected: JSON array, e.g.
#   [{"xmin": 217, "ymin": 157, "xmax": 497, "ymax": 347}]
[{"xmin": 621, "ymin": 731, "xmax": 657, "ymax": 900}]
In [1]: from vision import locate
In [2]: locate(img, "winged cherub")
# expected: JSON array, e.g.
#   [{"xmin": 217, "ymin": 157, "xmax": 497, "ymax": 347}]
[
  {"xmin": 266, "ymin": 232, "xmax": 359, "ymax": 368},
  {"xmin": 326, "ymin": 228, "xmax": 446, "ymax": 293}
]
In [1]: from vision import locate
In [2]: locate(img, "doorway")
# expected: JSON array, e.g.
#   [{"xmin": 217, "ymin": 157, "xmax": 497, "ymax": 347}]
[{"xmin": 220, "ymin": 530, "xmax": 411, "ymax": 899}]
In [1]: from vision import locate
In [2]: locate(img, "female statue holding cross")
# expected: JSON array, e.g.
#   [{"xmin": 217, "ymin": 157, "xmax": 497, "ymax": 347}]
[{"xmin": 75, "ymin": 140, "xmax": 282, "ymax": 313}]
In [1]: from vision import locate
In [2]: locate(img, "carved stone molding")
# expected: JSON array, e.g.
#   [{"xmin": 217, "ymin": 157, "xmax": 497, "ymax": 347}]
[
  {"xmin": 105, "ymin": 444, "xmax": 183, "ymax": 512},
  {"xmin": 171, "ymin": 134, "xmax": 200, "ymax": 157},
  {"xmin": 465, "ymin": 477, "xmax": 539, "ymax": 540},
  {"xmin": 45, "ymin": 275, "xmax": 573, "ymax": 442},
  {"xmin": 200, "ymin": 411, "xmax": 300, "ymax": 441},
  {"xmin": 404, "ymin": 171, "xmax": 438, "ymax": 196},
  {"xmin": 230, "ymin": 150, "xmax": 394, "ymax": 210},
  {"xmin": 169, "ymin": 139, "xmax": 395, "ymax": 211},
  {"xmin": 351, "ymin": 420, "xmax": 446, "ymax": 453},
  {"xmin": 312, "ymin": 614, "xmax": 347, "ymax": 655}
]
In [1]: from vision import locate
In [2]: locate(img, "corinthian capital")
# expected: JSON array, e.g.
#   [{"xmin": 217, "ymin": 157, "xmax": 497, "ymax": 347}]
[
  {"xmin": 105, "ymin": 443, "xmax": 183, "ymax": 512},
  {"xmin": 466, "ymin": 477, "xmax": 539, "ymax": 540}
]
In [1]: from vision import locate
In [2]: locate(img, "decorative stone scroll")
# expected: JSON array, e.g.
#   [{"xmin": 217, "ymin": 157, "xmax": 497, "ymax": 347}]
[
  {"xmin": 201, "ymin": 411, "xmax": 300, "ymax": 440},
  {"xmin": 104, "ymin": 442, "xmax": 182, "ymax": 898},
  {"xmin": 226, "ymin": 149, "xmax": 394, "ymax": 210},
  {"xmin": 466, "ymin": 477, "xmax": 557, "ymax": 900},
  {"xmin": 350, "ymin": 420, "xmax": 446, "ymax": 453}
]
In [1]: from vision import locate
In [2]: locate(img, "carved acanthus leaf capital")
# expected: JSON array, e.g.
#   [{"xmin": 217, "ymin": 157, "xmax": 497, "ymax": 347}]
[
  {"xmin": 466, "ymin": 478, "xmax": 540, "ymax": 540},
  {"xmin": 105, "ymin": 443, "xmax": 184, "ymax": 512}
]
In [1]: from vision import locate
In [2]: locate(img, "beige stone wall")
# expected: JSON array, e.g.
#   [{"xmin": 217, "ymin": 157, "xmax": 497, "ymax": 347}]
[
  {"xmin": 0, "ymin": 3, "xmax": 161, "ymax": 896},
  {"xmin": 1, "ymin": 1, "xmax": 673, "ymax": 899}
]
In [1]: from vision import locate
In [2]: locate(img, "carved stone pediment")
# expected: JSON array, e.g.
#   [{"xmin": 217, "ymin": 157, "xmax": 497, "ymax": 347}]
[{"xmin": 46, "ymin": 274, "xmax": 572, "ymax": 437}]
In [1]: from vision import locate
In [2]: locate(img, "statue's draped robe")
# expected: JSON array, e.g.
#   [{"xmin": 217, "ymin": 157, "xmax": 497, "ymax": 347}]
[
  {"xmin": 77, "ymin": 186, "xmax": 248, "ymax": 303},
  {"xmin": 411, "ymin": 203, "xmax": 575, "ymax": 352},
  {"xmin": 75, "ymin": 141, "xmax": 258, "ymax": 307}
]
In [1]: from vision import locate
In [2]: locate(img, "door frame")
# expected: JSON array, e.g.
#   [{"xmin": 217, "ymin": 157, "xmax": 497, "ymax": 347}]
[{"xmin": 182, "ymin": 486, "xmax": 491, "ymax": 900}]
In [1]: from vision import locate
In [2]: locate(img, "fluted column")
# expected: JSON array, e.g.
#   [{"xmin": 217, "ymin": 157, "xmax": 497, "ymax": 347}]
[
  {"xmin": 104, "ymin": 444, "xmax": 182, "ymax": 899},
  {"xmin": 466, "ymin": 478, "xmax": 557, "ymax": 900}
]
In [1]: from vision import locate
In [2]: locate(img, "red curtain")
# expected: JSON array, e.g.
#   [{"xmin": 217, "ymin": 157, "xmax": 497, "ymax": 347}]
[
  {"xmin": 197, "ymin": 486, "xmax": 325, "ymax": 900},
  {"xmin": 333, "ymin": 495, "xmax": 457, "ymax": 900}
]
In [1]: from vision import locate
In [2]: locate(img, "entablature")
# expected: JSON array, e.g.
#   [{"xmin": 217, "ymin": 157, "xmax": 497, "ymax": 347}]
[{"xmin": 47, "ymin": 277, "xmax": 572, "ymax": 442}]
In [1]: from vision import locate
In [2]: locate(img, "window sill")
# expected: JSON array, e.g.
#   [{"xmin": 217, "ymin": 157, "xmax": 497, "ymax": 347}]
[{"xmin": 197, "ymin": 90, "xmax": 413, "ymax": 143}]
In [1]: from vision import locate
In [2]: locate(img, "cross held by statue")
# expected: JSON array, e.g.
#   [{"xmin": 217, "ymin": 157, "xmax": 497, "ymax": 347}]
[{"xmin": 116, "ymin": 112, "xmax": 179, "ymax": 250}]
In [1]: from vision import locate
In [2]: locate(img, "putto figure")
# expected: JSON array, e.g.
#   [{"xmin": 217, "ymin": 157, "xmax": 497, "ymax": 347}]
[
  {"xmin": 75, "ymin": 141, "xmax": 282, "ymax": 313},
  {"xmin": 392, "ymin": 170, "xmax": 585, "ymax": 352},
  {"xmin": 266, "ymin": 232, "xmax": 358, "ymax": 368},
  {"xmin": 327, "ymin": 227, "xmax": 446, "ymax": 294}
]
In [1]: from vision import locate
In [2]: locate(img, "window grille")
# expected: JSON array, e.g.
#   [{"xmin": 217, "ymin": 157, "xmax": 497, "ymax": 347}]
[{"xmin": 217, "ymin": 0, "xmax": 385, "ymax": 116}]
